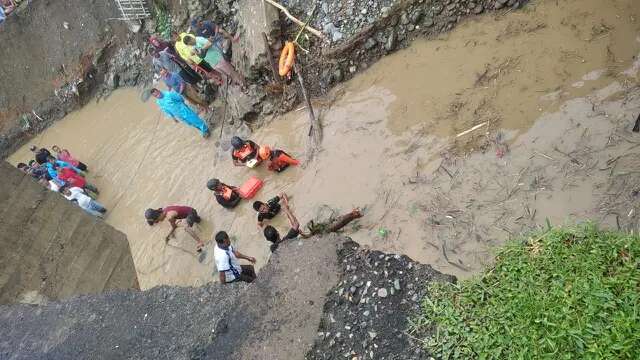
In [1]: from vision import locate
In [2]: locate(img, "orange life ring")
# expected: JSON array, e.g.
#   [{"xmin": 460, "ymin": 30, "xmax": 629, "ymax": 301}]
[{"xmin": 278, "ymin": 41, "xmax": 295, "ymax": 76}]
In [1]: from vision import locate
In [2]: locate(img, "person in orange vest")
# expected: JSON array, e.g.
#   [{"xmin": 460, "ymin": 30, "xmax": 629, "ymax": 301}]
[
  {"xmin": 207, "ymin": 178, "xmax": 241, "ymax": 209},
  {"xmin": 230, "ymin": 136, "xmax": 260, "ymax": 167},
  {"xmin": 258, "ymin": 145, "xmax": 300, "ymax": 173}
]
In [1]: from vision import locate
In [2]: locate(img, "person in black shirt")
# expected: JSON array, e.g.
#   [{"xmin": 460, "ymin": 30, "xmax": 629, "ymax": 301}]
[
  {"xmin": 253, "ymin": 194, "xmax": 283, "ymax": 228},
  {"xmin": 263, "ymin": 194, "xmax": 309, "ymax": 252},
  {"xmin": 30, "ymin": 145, "xmax": 51, "ymax": 165}
]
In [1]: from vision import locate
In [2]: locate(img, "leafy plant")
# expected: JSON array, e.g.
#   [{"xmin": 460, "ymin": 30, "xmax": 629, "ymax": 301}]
[
  {"xmin": 411, "ymin": 224, "xmax": 640, "ymax": 359},
  {"xmin": 153, "ymin": 0, "xmax": 172, "ymax": 40}
]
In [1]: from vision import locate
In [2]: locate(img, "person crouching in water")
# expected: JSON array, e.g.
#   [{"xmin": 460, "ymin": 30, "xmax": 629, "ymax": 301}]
[
  {"xmin": 253, "ymin": 193, "xmax": 283, "ymax": 228},
  {"xmin": 214, "ymin": 231, "xmax": 256, "ymax": 284},
  {"xmin": 230, "ymin": 136, "xmax": 260, "ymax": 167},
  {"xmin": 263, "ymin": 194, "xmax": 308, "ymax": 252},
  {"xmin": 207, "ymin": 178, "xmax": 241, "ymax": 209},
  {"xmin": 60, "ymin": 185, "xmax": 107, "ymax": 218},
  {"xmin": 258, "ymin": 145, "xmax": 300, "ymax": 173},
  {"xmin": 144, "ymin": 206, "xmax": 205, "ymax": 252}
]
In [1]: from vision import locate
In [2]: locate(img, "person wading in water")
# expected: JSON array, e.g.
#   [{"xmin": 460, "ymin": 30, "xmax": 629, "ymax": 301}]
[{"xmin": 145, "ymin": 205, "xmax": 205, "ymax": 252}]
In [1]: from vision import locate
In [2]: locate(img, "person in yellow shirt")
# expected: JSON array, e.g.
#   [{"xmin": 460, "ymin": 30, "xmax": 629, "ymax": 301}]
[{"xmin": 174, "ymin": 32, "xmax": 221, "ymax": 84}]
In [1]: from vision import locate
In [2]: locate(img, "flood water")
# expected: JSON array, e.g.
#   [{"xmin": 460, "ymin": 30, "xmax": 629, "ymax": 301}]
[{"xmin": 9, "ymin": 0, "xmax": 640, "ymax": 287}]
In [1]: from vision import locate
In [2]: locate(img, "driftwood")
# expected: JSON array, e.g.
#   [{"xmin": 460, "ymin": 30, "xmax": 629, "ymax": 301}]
[
  {"xmin": 307, "ymin": 209, "xmax": 363, "ymax": 235},
  {"xmin": 294, "ymin": 62, "xmax": 321, "ymax": 158},
  {"xmin": 263, "ymin": 0, "xmax": 325, "ymax": 40},
  {"xmin": 262, "ymin": 32, "xmax": 282, "ymax": 84}
]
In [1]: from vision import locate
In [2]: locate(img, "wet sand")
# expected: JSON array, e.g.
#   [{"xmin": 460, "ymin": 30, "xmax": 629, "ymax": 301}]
[{"xmin": 9, "ymin": 0, "xmax": 640, "ymax": 287}]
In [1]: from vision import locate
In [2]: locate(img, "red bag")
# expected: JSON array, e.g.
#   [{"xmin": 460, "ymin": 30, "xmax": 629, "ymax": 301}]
[{"xmin": 237, "ymin": 176, "xmax": 263, "ymax": 199}]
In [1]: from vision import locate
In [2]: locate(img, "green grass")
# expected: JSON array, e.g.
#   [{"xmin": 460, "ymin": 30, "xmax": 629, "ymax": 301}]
[{"xmin": 411, "ymin": 224, "xmax": 640, "ymax": 359}]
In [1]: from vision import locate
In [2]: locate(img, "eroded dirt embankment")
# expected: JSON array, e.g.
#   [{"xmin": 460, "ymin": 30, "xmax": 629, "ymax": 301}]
[{"xmin": 0, "ymin": 235, "xmax": 447, "ymax": 360}]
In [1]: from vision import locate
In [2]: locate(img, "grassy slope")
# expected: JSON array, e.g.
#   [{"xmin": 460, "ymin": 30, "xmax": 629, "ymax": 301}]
[{"xmin": 411, "ymin": 225, "xmax": 640, "ymax": 359}]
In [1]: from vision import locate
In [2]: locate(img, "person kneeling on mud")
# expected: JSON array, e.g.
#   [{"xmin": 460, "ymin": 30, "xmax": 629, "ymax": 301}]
[
  {"xmin": 214, "ymin": 231, "xmax": 257, "ymax": 284},
  {"xmin": 230, "ymin": 136, "xmax": 260, "ymax": 167},
  {"xmin": 253, "ymin": 193, "xmax": 284, "ymax": 228},
  {"xmin": 145, "ymin": 206, "xmax": 205, "ymax": 252},
  {"xmin": 207, "ymin": 178, "xmax": 241, "ymax": 209},
  {"xmin": 263, "ymin": 194, "xmax": 309, "ymax": 252},
  {"xmin": 258, "ymin": 145, "xmax": 300, "ymax": 173}
]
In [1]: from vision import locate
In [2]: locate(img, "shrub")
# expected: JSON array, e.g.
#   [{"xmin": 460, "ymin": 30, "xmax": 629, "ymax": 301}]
[{"xmin": 411, "ymin": 224, "xmax": 640, "ymax": 359}]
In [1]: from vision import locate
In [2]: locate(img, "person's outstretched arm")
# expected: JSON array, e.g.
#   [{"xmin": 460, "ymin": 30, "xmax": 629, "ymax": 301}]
[{"xmin": 232, "ymin": 250, "xmax": 256, "ymax": 263}]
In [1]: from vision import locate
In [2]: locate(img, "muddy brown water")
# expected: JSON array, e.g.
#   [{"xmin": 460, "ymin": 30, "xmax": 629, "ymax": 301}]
[{"xmin": 9, "ymin": 0, "xmax": 640, "ymax": 287}]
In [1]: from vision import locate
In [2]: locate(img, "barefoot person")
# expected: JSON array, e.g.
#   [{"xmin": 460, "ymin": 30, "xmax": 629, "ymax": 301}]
[
  {"xmin": 151, "ymin": 88, "xmax": 210, "ymax": 138},
  {"xmin": 145, "ymin": 205, "xmax": 205, "ymax": 252},
  {"xmin": 60, "ymin": 185, "xmax": 107, "ymax": 218},
  {"xmin": 263, "ymin": 194, "xmax": 309, "ymax": 252},
  {"xmin": 214, "ymin": 231, "xmax": 256, "ymax": 284}
]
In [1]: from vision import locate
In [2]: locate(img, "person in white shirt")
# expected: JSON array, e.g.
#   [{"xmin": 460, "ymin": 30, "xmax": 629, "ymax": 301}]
[
  {"xmin": 213, "ymin": 231, "xmax": 256, "ymax": 284},
  {"xmin": 60, "ymin": 186, "xmax": 107, "ymax": 218}
]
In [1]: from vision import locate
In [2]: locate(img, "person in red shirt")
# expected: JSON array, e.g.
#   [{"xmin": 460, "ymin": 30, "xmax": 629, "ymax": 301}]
[
  {"xmin": 144, "ymin": 205, "xmax": 205, "ymax": 252},
  {"xmin": 230, "ymin": 136, "xmax": 260, "ymax": 167},
  {"xmin": 258, "ymin": 145, "xmax": 300, "ymax": 173},
  {"xmin": 57, "ymin": 167, "xmax": 99, "ymax": 196}
]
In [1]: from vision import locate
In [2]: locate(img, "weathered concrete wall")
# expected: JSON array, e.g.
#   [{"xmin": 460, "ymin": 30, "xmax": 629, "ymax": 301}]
[{"xmin": 0, "ymin": 161, "xmax": 138, "ymax": 305}]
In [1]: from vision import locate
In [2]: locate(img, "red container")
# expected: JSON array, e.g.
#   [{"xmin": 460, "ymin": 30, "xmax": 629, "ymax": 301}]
[{"xmin": 238, "ymin": 176, "xmax": 263, "ymax": 199}]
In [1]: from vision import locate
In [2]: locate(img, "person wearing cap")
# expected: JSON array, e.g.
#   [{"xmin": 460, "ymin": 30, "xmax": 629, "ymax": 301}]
[
  {"xmin": 151, "ymin": 88, "xmax": 210, "ymax": 138},
  {"xmin": 144, "ymin": 206, "xmax": 205, "ymax": 251},
  {"xmin": 213, "ymin": 231, "xmax": 256, "ymax": 284},
  {"xmin": 258, "ymin": 145, "xmax": 300, "ymax": 173},
  {"xmin": 253, "ymin": 193, "xmax": 283, "ymax": 228},
  {"xmin": 230, "ymin": 136, "xmax": 259, "ymax": 167},
  {"xmin": 207, "ymin": 178, "xmax": 241, "ymax": 209}
]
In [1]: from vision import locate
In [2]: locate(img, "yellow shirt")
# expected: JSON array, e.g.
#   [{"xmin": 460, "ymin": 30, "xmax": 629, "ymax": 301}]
[{"xmin": 175, "ymin": 33, "xmax": 202, "ymax": 64}]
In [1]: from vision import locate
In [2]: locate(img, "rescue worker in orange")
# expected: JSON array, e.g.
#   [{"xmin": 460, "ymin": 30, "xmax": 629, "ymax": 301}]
[
  {"xmin": 207, "ymin": 178, "xmax": 241, "ymax": 209},
  {"xmin": 230, "ymin": 136, "xmax": 259, "ymax": 167},
  {"xmin": 258, "ymin": 145, "xmax": 300, "ymax": 173}
]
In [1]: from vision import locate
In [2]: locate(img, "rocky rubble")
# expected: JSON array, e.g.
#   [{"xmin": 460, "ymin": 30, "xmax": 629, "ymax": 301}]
[{"xmin": 307, "ymin": 241, "xmax": 456, "ymax": 360}]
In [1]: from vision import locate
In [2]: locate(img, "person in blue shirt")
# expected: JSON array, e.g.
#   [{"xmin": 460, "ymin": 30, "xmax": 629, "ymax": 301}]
[
  {"xmin": 44, "ymin": 156, "xmax": 82, "ymax": 180},
  {"xmin": 151, "ymin": 88, "xmax": 210, "ymax": 138},
  {"xmin": 191, "ymin": 18, "xmax": 237, "ymax": 60},
  {"xmin": 159, "ymin": 68, "xmax": 208, "ymax": 110}
]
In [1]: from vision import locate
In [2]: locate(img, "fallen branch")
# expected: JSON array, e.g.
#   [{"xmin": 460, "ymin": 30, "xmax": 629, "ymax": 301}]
[
  {"xmin": 263, "ymin": 0, "xmax": 325, "ymax": 40},
  {"xmin": 456, "ymin": 121, "xmax": 488, "ymax": 137}
]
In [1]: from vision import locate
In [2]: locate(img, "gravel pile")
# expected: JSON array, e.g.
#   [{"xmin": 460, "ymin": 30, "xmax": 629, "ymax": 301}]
[{"xmin": 307, "ymin": 241, "xmax": 456, "ymax": 360}]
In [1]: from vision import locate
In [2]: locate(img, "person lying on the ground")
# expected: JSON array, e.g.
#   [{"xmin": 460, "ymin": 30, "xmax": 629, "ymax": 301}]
[
  {"xmin": 52, "ymin": 145, "xmax": 88, "ymax": 172},
  {"xmin": 60, "ymin": 185, "xmax": 107, "ymax": 218},
  {"xmin": 159, "ymin": 68, "xmax": 208, "ymax": 110},
  {"xmin": 38, "ymin": 177, "xmax": 61, "ymax": 192},
  {"xmin": 213, "ymin": 231, "xmax": 256, "ymax": 284},
  {"xmin": 258, "ymin": 145, "xmax": 300, "ymax": 173},
  {"xmin": 30, "ymin": 145, "xmax": 52, "ymax": 165},
  {"xmin": 151, "ymin": 88, "xmax": 210, "ymax": 138},
  {"xmin": 263, "ymin": 193, "xmax": 309, "ymax": 252},
  {"xmin": 144, "ymin": 205, "xmax": 205, "ymax": 252},
  {"xmin": 230, "ymin": 136, "xmax": 259, "ymax": 167},
  {"xmin": 183, "ymin": 35, "xmax": 245, "ymax": 87},
  {"xmin": 57, "ymin": 167, "xmax": 99, "ymax": 196},
  {"xmin": 152, "ymin": 47, "xmax": 202, "ymax": 85},
  {"xmin": 253, "ymin": 194, "xmax": 283, "ymax": 228},
  {"xmin": 44, "ymin": 156, "xmax": 82, "ymax": 180},
  {"xmin": 207, "ymin": 178, "xmax": 241, "ymax": 209},
  {"xmin": 27, "ymin": 160, "xmax": 51, "ymax": 180}
]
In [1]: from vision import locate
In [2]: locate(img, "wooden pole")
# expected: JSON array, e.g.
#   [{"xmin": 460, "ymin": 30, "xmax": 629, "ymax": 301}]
[
  {"xmin": 294, "ymin": 63, "xmax": 321, "ymax": 158},
  {"xmin": 263, "ymin": 0, "xmax": 326, "ymax": 40}
]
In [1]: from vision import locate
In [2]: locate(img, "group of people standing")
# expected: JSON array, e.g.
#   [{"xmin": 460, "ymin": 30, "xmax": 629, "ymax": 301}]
[
  {"xmin": 17, "ymin": 145, "xmax": 107, "ymax": 218},
  {"xmin": 144, "ymin": 134, "xmax": 302, "ymax": 285},
  {"xmin": 148, "ymin": 17, "xmax": 246, "ymax": 138}
]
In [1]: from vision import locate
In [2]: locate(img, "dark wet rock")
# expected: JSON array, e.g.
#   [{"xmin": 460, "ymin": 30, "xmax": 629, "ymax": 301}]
[
  {"xmin": 364, "ymin": 37, "xmax": 378, "ymax": 50},
  {"xmin": 385, "ymin": 30, "xmax": 397, "ymax": 52}
]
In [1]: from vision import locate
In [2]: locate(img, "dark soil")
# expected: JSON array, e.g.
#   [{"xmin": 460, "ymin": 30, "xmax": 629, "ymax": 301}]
[{"xmin": 306, "ymin": 241, "xmax": 456, "ymax": 360}]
